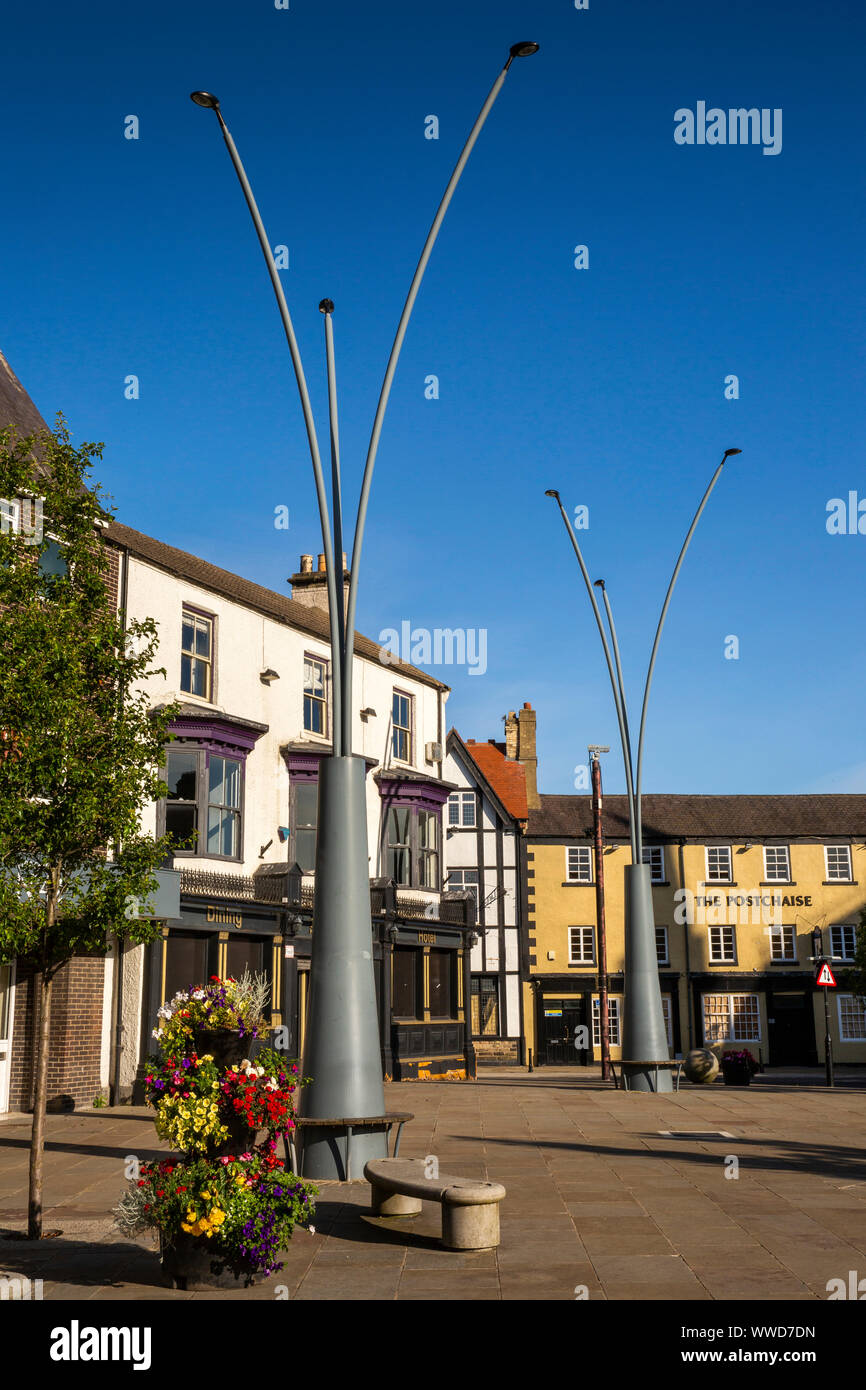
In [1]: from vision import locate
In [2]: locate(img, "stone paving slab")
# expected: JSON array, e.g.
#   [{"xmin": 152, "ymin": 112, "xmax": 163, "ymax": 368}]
[{"xmin": 1, "ymin": 1069, "xmax": 865, "ymax": 1301}]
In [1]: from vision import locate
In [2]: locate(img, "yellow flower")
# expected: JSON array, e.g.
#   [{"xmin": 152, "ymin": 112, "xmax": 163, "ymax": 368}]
[{"xmin": 202, "ymin": 1191, "xmax": 211, "ymax": 1200}]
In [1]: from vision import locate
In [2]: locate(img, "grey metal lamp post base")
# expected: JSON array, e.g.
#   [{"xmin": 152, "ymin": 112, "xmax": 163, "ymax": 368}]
[
  {"xmin": 621, "ymin": 863, "xmax": 673, "ymax": 1093},
  {"xmin": 300, "ymin": 756, "xmax": 387, "ymax": 1178}
]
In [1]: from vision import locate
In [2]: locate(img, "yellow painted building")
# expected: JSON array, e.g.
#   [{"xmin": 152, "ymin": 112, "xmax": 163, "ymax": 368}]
[{"xmin": 522, "ymin": 794, "xmax": 866, "ymax": 1069}]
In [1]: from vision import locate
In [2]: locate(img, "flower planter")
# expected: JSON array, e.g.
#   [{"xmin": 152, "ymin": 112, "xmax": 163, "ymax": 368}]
[
  {"xmin": 194, "ymin": 1028, "xmax": 252, "ymax": 1070},
  {"xmin": 159, "ymin": 1230, "xmax": 255, "ymax": 1291},
  {"xmin": 213, "ymin": 1109, "xmax": 263, "ymax": 1157},
  {"xmin": 721, "ymin": 1061, "xmax": 751, "ymax": 1086}
]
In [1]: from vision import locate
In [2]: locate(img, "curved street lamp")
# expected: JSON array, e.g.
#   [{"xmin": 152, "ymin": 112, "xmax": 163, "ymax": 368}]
[
  {"xmin": 547, "ymin": 449, "xmax": 741, "ymax": 1091},
  {"xmin": 190, "ymin": 41, "xmax": 539, "ymax": 1176}
]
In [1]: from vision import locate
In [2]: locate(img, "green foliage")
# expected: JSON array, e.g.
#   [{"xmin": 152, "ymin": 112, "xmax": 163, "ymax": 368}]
[
  {"xmin": 852, "ymin": 908, "xmax": 866, "ymax": 1000},
  {"xmin": 0, "ymin": 416, "xmax": 178, "ymax": 974}
]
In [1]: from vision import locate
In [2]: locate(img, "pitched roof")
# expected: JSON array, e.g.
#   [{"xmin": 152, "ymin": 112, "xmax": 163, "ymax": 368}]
[
  {"xmin": 0, "ymin": 350, "xmax": 50, "ymax": 438},
  {"xmin": 458, "ymin": 736, "xmax": 529, "ymax": 821},
  {"xmin": 104, "ymin": 519, "xmax": 449, "ymax": 692},
  {"xmin": 528, "ymin": 793, "xmax": 866, "ymax": 841}
]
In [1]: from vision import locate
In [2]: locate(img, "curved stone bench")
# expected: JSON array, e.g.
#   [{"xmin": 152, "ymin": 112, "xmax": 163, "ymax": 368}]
[{"xmin": 364, "ymin": 1157, "xmax": 506, "ymax": 1250}]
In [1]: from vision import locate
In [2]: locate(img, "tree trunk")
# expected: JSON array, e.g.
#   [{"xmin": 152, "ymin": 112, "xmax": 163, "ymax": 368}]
[{"xmin": 28, "ymin": 874, "xmax": 58, "ymax": 1240}]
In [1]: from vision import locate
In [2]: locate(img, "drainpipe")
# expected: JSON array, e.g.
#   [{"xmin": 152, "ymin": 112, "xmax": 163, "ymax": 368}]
[{"xmin": 678, "ymin": 839, "xmax": 694, "ymax": 1050}]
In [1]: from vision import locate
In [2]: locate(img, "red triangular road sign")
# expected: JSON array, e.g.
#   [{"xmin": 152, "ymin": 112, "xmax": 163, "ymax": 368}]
[{"xmin": 816, "ymin": 962, "xmax": 837, "ymax": 987}]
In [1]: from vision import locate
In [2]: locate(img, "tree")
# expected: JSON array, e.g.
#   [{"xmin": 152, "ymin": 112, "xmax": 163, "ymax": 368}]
[
  {"xmin": 852, "ymin": 908, "xmax": 866, "ymax": 1002},
  {"xmin": 0, "ymin": 417, "xmax": 177, "ymax": 1239}
]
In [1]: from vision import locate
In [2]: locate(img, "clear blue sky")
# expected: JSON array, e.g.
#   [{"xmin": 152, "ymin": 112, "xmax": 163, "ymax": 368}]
[{"xmin": 2, "ymin": 0, "xmax": 864, "ymax": 797}]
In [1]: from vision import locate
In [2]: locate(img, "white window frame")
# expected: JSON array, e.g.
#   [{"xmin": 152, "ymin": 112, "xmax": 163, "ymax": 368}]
[
  {"xmin": 566, "ymin": 845, "xmax": 593, "ymax": 884},
  {"xmin": 447, "ymin": 791, "xmax": 477, "ymax": 828},
  {"xmin": 702, "ymin": 992, "xmax": 761, "ymax": 1045},
  {"xmin": 302, "ymin": 653, "xmax": 329, "ymax": 738},
  {"xmin": 825, "ymin": 845, "xmax": 853, "ymax": 882},
  {"xmin": 181, "ymin": 607, "xmax": 214, "ymax": 702},
  {"xmin": 655, "ymin": 926, "xmax": 669, "ymax": 966},
  {"xmin": 642, "ymin": 845, "xmax": 665, "ymax": 883},
  {"xmin": 838, "ymin": 994, "xmax": 866, "ymax": 1042},
  {"xmin": 763, "ymin": 845, "xmax": 791, "ymax": 883},
  {"xmin": 568, "ymin": 926, "xmax": 595, "ymax": 965},
  {"xmin": 768, "ymin": 923, "xmax": 797, "ymax": 963},
  {"xmin": 705, "ymin": 845, "xmax": 733, "ymax": 882},
  {"xmin": 708, "ymin": 925, "xmax": 736, "ymax": 964},
  {"xmin": 0, "ymin": 498, "xmax": 21, "ymax": 533},
  {"xmin": 446, "ymin": 868, "xmax": 479, "ymax": 905},
  {"xmin": 592, "ymin": 995, "xmax": 621, "ymax": 1047},
  {"xmin": 830, "ymin": 924, "xmax": 857, "ymax": 962},
  {"xmin": 661, "ymin": 995, "xmax": 673, "ymax": 1048}
]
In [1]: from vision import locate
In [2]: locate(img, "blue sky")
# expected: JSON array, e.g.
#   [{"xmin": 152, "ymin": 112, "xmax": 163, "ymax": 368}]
[{"xmin": 2, "ymin": 0, "xmax": 864, "ymax": 797}]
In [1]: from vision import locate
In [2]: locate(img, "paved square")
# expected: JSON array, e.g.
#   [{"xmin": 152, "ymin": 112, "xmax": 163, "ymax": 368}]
[{"xmin": 1, "ymin": 1069, "xmax": 865, "ymax": 1300}]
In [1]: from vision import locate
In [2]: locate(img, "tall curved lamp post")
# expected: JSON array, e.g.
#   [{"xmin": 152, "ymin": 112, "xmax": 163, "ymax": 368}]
[
  {"xmin": 546, "ymin": 448, "xmax": 741, "ymax": 1092},
  {"xmin": 191, "ymin": 41, "xmax": 539, "ymax": 1177}
]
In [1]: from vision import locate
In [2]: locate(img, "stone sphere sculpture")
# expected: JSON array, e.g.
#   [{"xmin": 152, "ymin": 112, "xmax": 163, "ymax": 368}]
[{"xmin": 683, "ymin": 1048, "xmax": 720, "ymax": 1084}]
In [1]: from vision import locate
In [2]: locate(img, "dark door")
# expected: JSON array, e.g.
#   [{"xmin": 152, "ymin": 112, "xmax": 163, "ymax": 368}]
[
  {"xmin": 768, "ymin": 992, "xmax": 816, "ymax": 1066},
  {"xmin": 542, "ymin": 1000, "xmax": 589, "ymax": 1065}
]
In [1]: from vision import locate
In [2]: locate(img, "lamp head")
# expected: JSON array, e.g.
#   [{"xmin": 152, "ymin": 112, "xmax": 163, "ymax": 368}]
[
  {"xmin": 544, "ymin": 489, "xmax": 560, "ymax": 501},
  {"xmin": 318, "ymin": 299, "xmax": 335, "ymax": 315},
  {"xmin": 593, "ymin": 579, "xmax": 606, "ymax": 590},
  {"xmin": 723, "ymin": 448, "xmax": 742, "ymax": 459},
  {"xmin": 510, "ymin": 41, "xmax": 540, "ymax": 58},
  {"xmin": 190, "ymin": 91, "xmax": 220, "ymax": 109}
]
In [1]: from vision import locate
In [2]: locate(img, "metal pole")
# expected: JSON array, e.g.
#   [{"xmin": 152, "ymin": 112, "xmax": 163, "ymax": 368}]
[
  {"xmin": 824, "ymin": 985, "xmax": 834, "ymax": 1088},
  {"xmin": 589, "ymin": 748, "xmax": 611, "ymax": 1082},
  {"xmin": 596, "ymin": 580, "xmax": 636, "ymax": 858},
  {"xmin": 194, "ymin": 96, "xmax": 343, "ymax": 745},
  {"xmin": 634, "ymin": 450, "xmax": 740, "ymax": 855},
  {"xmin": 320, "ymin": 299, "xmax": 346, "ymax": 757},
  {"xmin": 545, "ymin": 492, "xmax": 638, "ymax": 862},
  {"xmin": 342, "ymin": 46, "xmax": 537, "ymax": 755}
]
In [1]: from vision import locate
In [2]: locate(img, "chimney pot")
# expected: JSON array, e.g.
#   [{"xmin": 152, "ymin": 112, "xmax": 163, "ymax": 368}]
[
  {"xmin": 317, "ymin": 554, "xmax": 327, "ymax": 573},
  {"xmin": 300, "ymin": 554, "xmax": 313, "ymax": 574}
]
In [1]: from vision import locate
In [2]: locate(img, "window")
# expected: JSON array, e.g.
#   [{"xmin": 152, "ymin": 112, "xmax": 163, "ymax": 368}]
[
  {"xmin": 566, "ymin": 846, "xmax": 593, "ymax": 883},
  {"xmin": 768, "ymin": 924, "xmax": 797, "ymax": 962},
  {"xmin": 447, "ymin": 868, "xmax": 479, "ymax": 904},
  {"xmin": 826, "ymin": 845, "xmax": 853, "ymax": 882},
  {"xmin": 206, "ymin": 756, "xmax": 241, "ymax": 858},
  {"xmin": 592, "ymin": 996, "xmax": 621, "ymax": 1047},
  {"xmin": 838, "ymin": 995, "xmax": 866, "ymax": 1042},
  {"xmin": 303, "ymin": 656, "xmax": 328, "ymax": 736},
  {"xmin": 181, "ymin": 608, "xmax": 213, "ymax": 700},
  {"xmin": 418, "ymin": 810, "xmax": 440, "ymax": 890},
  {"xmin": 661, "ymin": 995, "xmax": 673, "ymax": 1048},
  {"xmin": 392, "ymin": 691, "xmax": 413, "ymax": 762},
  {"xmin": 447, "ymin": 791, "xmax": 476, "ymax": 827},
  {"xmin": 705, "ymin": 846, "xmax": 733, "ymax": 882},
  {"xmin": 830, "ymin": 924, "xmax": 857, "ymax": 962},
  {"xmin": 164, "ymin": 749, "xmax": 199, "ymax": 849},
  {"xmin": 0, "ymin": 498, "xmax": 20, "ymax": 533},
  {"xmin": 703, "ymin": 993, "xmax": 760, "ymax": 1044},
  {"xmin": 569, "ymin": 927, "xmax": 595, "ymax": 964},
  {"xmin": 293, "ymin": 781, "xmax": 318, "ymax": 873},
  {"xmin": 429, "ymin": 950, "xmax": 454, "ymax": 1018},
  {"xmin": 163, "ymin": 747, "xmax": 242, "ymax": 860},
  {"xmin": 383, "ymin": 806, "xmax": 442, "ymax": 891},
  {"xmin": 763, "ymin": 845, "xmax": 791, "ymax": 882},
  {"xmin": 470, "ymin": 976, "xmax": 499, "ymax": 1037},
  {"xmin": 655, "ymin": 926, "xmax": 669, "ymax": 966},
  {"xmin": 385, "ymin": 807, "xmax": 412, "ymax": 885},
  {"xmin": 393, "ymin": 947, "xmax": 419, "ymax": 1017},
  {"xmin": 708, "ymin": 925, "xmax": 736, "ymax": 963},
  {"xmin": 642, "ymin": 845, "xmax": 665, "ymax": 883}
]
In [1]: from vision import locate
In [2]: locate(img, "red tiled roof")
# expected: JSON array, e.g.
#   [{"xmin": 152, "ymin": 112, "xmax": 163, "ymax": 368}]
[{"xmin": 462, "ymin": 738, "xmax": 529, "ymax": 821}]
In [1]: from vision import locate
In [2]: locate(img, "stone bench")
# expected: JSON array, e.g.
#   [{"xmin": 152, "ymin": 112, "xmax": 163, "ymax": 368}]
[
  {"xmin": 364, "ymin": 1157, "xmax": 506, "ymax": 1250},
  {"xmin": 613, "ymin": 1059, "xmax": 684, "ymax": 1092}
]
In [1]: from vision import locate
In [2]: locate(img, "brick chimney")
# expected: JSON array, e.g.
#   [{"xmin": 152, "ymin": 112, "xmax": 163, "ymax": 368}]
[
  {"xmin": 289, "ymin": 552, "xmax": 350, "ymax": 617},
  {"xmin": 508, "ymin": 702, "xmax": 540, "ymax": 809}
]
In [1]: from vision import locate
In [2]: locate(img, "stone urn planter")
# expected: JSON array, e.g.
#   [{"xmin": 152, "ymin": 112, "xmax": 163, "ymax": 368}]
[
  {"xmin": 683, "ymin": 1048, "xmax": 720, "ymax": 1085},
  {"xmin": 159, "ymin": 1230, "xmax": 254, "ymax": 1291}
]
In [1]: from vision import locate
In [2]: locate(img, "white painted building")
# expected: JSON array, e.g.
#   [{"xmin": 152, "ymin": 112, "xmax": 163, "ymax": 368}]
[{"xmin": 444, "ymin": 705, "xmax": 539, "ymax": 1063}]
